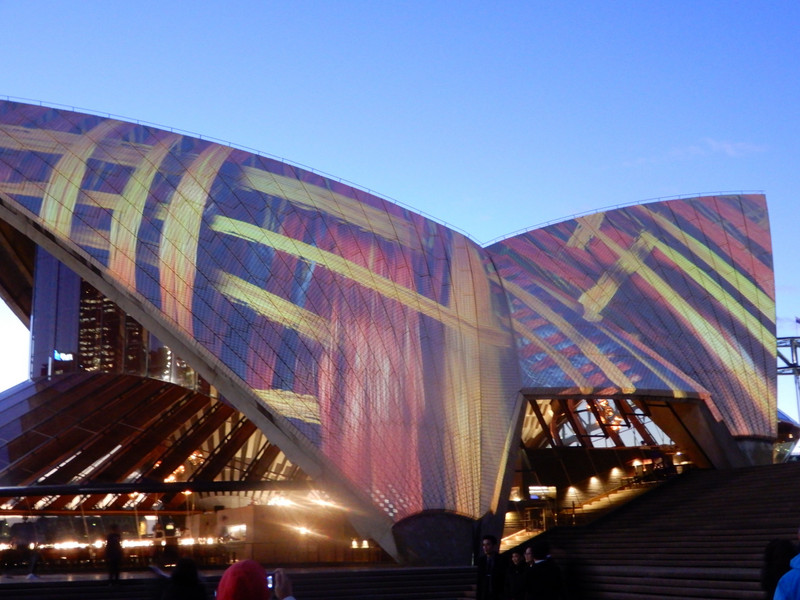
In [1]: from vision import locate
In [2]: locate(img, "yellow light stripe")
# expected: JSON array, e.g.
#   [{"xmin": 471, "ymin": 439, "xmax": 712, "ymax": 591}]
[
  {"xmin": 502, "ymin": 278, "xmax": 635, "ymax": 392},
  {"xmin": 160, "ymin": 145, "xmax": 232, "ymax": 334},
  {"xmin": 644, "ymin": 207, "xmax": 774, "ymax": 319},
  {"xmin": 0, "ymin": 125, "xmax": 80, "ymax": 154},
  {"xmin": 209, "ymin": 215, "xmax": 509, "ymax": 346},
  {"xmin": 579, "ymin": 271, "xmax": 622, "ymax": 322},
  {"xmin": 0, "ymin": 124, "xmax": 161, "ymax": 169},
  {"xmin": 253, "ymin": 389, "xmax": 321, "ymax": 426},
  {"xmin": 566, "ymin": 212, "xmax": 605, "ymax": 249},
  {"xmin": 641, "ymin": 231, "xmax": 774, "ymax": 354},
  {"xmin": 109, "ymin": 135, "xmax": 180, "ymax": 291},
  {"xmin": 241, "ymin": 167, "xmax": 420, "ymax": 249},
  {"xmin": 441, "ymin": 326, "xmax": 481, "ymax": 515},
  {"xmin": 69, "ymin": 227, "xmax": 110, "ymax": 252},
  {"xmin": 3, "ymin": 125, "xmax": 427, "ymax": 254},
  {"xmin": 579, "ymin": 226, "xmax": 773, "ymax": 358},
  {"xmin": 589, "ymin": 226, "xmax": 772, "ymax": 402},
  {"xmin": 40, "ymin": 120, "xmax": 123, "ymax": 237},
  {"xmin": 214, "ymin": 272, "xmax": 332, "ymax": 346},
  {"xmin": 0, "ymin": 181, "xmax": 48, "ymax": 199}
]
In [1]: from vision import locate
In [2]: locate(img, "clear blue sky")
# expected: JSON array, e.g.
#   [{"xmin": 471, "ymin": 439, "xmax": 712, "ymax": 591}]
[{"xmin": 1, "ymin": 1, "xmax": 799, "ymax": 416}]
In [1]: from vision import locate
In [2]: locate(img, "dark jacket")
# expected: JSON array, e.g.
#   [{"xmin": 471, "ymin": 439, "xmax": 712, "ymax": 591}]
[
  {"xmin": 477, "ymin": 552, "xmax": 507, "ymax": 600},
  {"xmin": 506, "ymin": 560, "xmax": 527, "ymax": 600},
  {"xmin": 525, "ymin": 557, "xmax": 566, "ymax": 600}
]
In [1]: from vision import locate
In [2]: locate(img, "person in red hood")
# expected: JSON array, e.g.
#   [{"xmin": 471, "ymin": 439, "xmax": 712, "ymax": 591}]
[{"xmin": 216, "ymin": 560, "xmax": 271, "ymax": 600}]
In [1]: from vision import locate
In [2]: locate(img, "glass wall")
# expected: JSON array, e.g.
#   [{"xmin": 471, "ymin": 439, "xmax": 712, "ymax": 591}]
[{"xmin": 30, "ymin": 248, "xmax": 197, "ymax": 389}]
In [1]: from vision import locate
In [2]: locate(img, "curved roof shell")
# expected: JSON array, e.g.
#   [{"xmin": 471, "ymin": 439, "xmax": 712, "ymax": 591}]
[
  {"xmin": 0, "ymin": 100, "xmax": 522, "ymax": 557},
  {"xmin": 487, "ymin": 195, "xmax": 776, "ymax": 439}
]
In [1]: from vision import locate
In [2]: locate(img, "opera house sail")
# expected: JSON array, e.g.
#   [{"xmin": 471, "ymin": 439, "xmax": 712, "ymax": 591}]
[{"xmin": 0, "ymin": 100, "xmax": 776, "ymax": 565}]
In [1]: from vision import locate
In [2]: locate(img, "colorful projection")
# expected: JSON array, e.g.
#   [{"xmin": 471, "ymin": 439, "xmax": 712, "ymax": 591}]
[
  {"xmin": 0, "ymin": 100, "xmax": 778, "ymax": 559},
  {"xmin": 0, "ymin": 101, "xmax": 521, "ymax": 528},
  {"xmin": 487, "ymin": 195, "xmax": 776, "ymax": 438}
]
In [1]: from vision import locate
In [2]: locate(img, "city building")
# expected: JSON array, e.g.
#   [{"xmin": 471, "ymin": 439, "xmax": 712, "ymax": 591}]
[{"xmin": 0, "ymin": 100, "xmax": 776, "ymax": 565}]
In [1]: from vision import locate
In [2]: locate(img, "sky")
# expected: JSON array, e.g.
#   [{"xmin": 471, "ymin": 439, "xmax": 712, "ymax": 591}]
[{"xmin": 1, "ymin": 1, "xmax": 799, "ymax": 416}]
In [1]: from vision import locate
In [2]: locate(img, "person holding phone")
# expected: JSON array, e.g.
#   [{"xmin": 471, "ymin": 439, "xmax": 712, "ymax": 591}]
[
  {"xmin": 216, "ymin": 560, "xmax": 271, "ymax": 600},
  {"xmin": 216, "ymin": 561, "xmax": 298, "ymax": 600}
]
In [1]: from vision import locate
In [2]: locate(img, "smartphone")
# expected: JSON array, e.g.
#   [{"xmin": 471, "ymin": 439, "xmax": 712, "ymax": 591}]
[{"xmin": 267, "ymin": 573, "xmax": 274, "ymax": 589}]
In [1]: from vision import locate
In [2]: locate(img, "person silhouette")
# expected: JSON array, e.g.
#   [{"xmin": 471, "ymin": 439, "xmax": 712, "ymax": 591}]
[
  {"xmin": 105, "ymin": 523, "xmax": 123, "ymax": 583},
  {"xmin": 476, "ymin": 534, "xmax": 506, "ymax": 600}
]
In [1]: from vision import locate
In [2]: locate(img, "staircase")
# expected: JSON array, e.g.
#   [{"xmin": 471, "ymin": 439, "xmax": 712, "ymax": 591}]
[
  {"xmin": 544, "ymin": 462, "xmax": 800, "ymax": 599},
  {"xmin": 566, "ymin": 481, "xmax": 659, "ymax": 524},
  {"xmin": 502, "ymin": 528, "xmax": 540, "ymax": 552},
  {"xmin": 503, "ymin": 480, "xmax": 657, "ymax": 552}
]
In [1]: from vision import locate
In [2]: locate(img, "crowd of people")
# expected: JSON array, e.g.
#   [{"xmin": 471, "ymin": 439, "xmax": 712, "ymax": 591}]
[
  {"xmin": 472, "ymin": 524, "xmax": 800, "ymax": 600},
  {"xmin": 18, "ymin": 518, "xmax": 800, "ymax": 598},
  {"xmin": 103, "ymin": 521, "xmax": 800, "ymax": 600},
  {"xmin": 477, "ymin": 534, "xmax": 567, "ymax": 600}
]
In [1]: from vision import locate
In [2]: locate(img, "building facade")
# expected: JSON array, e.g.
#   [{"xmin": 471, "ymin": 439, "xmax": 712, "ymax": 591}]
[{"xmin": 0, "ymin": 100, "xmax": 776, "ymax": 564}]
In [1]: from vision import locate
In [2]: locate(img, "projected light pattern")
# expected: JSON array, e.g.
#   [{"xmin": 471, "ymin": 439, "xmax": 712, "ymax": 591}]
[
  {"xmin": 487, "ymin": 195, "xmax": 776, "ymax": 438},
  {"xmin": 0, "ymin": 101, "xmax": 520, "ymax": 524},
  {"xmin": 0, "ymin": 99, "xmax": 778, "ymax": 549}
]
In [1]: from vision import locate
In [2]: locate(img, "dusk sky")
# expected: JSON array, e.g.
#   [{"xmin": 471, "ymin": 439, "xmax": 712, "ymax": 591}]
[{"xmin": 1, "ymin": 1, "xmax": 799, "ymax": 417}]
